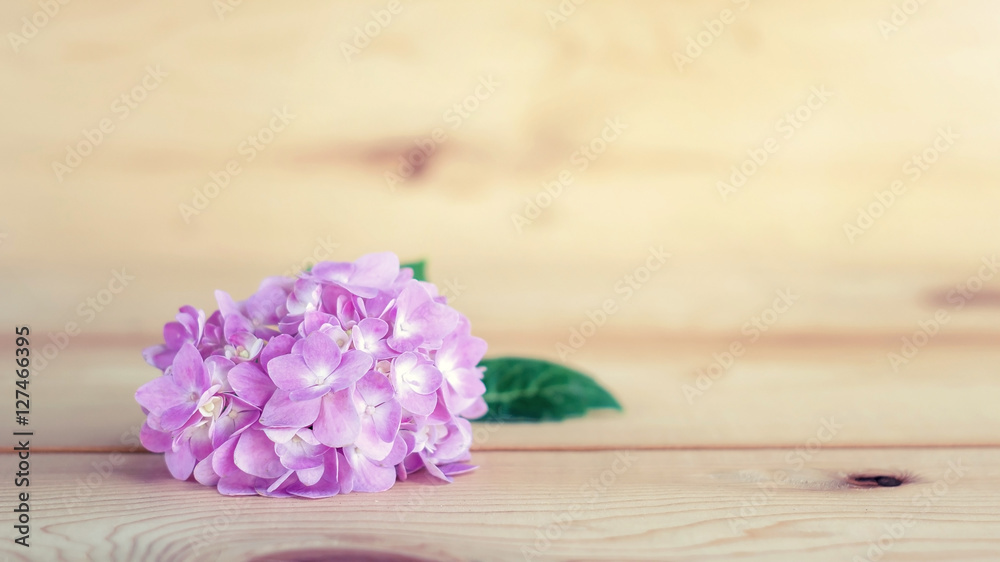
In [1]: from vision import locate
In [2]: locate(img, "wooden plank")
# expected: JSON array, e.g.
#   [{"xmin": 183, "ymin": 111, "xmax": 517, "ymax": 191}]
[
  {"xmin": 3, "ymin": 3, "xmax": 999, "ymax": 560},
  {"xmin": 7, "ymin": 256, "xmax": 1000, "ymax": 338},
  {"xmin": 3, "ymin": 1, "xmax": 1000, "ymax": 337},
  {"xmin": 4, "ymin": 448, "xmax": 999, "ymax": 561},
  {"xmin": 10, "ymin": 338, "xmax": 1000, "ymax": 451}
]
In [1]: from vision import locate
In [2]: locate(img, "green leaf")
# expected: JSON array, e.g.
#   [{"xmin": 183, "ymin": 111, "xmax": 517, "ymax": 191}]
[
  {"xmin": 475, "ymin": 357, "xmax": 622, "ymax": 422},
  {"xmin": 401, "ymin": 260, "xmax": 427, "ymax": 282}
]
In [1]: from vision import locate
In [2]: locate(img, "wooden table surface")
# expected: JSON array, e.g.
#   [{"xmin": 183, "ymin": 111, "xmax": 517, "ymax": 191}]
[{"xmin": 3, "ymin": 1, "xmax": 1000, "ymax": 560}]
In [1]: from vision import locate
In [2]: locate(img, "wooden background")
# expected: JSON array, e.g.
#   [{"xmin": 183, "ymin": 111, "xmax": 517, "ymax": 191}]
[{"xmin": 1, "ymin": 1, "xmax": 999, "ymax": 560}]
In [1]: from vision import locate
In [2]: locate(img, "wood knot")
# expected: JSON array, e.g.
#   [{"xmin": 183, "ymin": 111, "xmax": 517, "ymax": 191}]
[{"xmin": 846, "ymin": 473, "xmax": 912, "ymax": 488}]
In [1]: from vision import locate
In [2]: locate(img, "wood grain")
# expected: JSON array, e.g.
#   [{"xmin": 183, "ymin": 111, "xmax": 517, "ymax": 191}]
[
  {"xmin": 3, "ymin": 449, "xmax": 999, "ymax": 561},
  {"xmin": 3, "ymin": 2, "xmax": 999, "ymax": 560},
  {"xmin": 2, "ymin": 1, "xmax": 1000, "ymax": 337},
  {"xmin": 9, "ymin": 336, "xmax": 1000, "ymax": 452}
]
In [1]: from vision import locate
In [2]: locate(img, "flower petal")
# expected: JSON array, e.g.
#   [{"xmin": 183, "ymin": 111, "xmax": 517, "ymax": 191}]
[
  {"xmin": 171, "ymin": 342, "xmax": 210, "ymax": 393},
  {"xmin": 218, "ymin": 471, "xmax": 258, "ymax": 496},
  {"xmin": 291, "ymin": 449, "xmax": 344, "ymax": 498},
  {"xmin": 312, "ymin": 389, "xmax": 360, "ymax": 447},
  {"xmin": 381, "ymin": 433, "xmax": 409, "ymax": 466},
  {"xmin": 223, "ymin": 314, "xmax": 254, "ymax": 342},
  {"xmin": 194, "ymin": 452, "xmax": 220, "ymax": 486},
  {"xmin": 327, "ymin": 350, "xmax": 373, "ymax": 391},
  {"xmin": 165, "ymin": 445, "xmax": 196, "ymax": 480},
  {"xmin": 356, "ymin": 370, "xmax": 394, "ymax": 406},
  {"xmin": 346, "ymin": 447, "xmax": 397, "ymax": 493},
  {"xmin": 373, "ymin": 401, "xmax": 402, "ymax": 443},
  {"xmin": 437, "ymin": 334, "xmax": 488, "ymax": 372},
  {"xmin": 159, "ymin": 404, "xmax": 198, "ymax": 432},
  {"xmin": 134, "ymin": 375, "xmax": 187, "ymax": 416},
  {"xmin": 260, "ymin": 390, "xmax": 321, "ymax": 429},
  {"xmin": 406, "ymin": 363, "xmax": 444, "ymax": 395},
  {"xmin": 439, "ymin": 462, "xmax": 477, "ymax": 477},
  {"xmin": 288, "ymin": 384, "xmax": 332, "ymax": 402},
  {"xmin": 296, "ymin": 465, "xmax": 325, "ymax": 486},
  {"xmin": 234, "ymin": 429, "xmax": 285, "ymax": 478},
  {"xmin": 338, "ymin": 449, "xmax": 355, "ymax": 494},
  {"xmin": 142, "ymin": 344, "xmax": 175, "ymax": 371},
  {"xmin": 357, "ymin": 317, "xmax": 388, "ymax": 341},
  {"xmin": 204, "ymin": 356, "xmax": 235, "ymax": 393},
  {"xmin": 351, "ymin": 252, "xmax": 400, "ymax": 288},
  {"xmin": 246, "ymin": 283, "xmax": 286, "ymax": 325},
  {"xmin": 267, "ymin": 354, "xmax": 314, "ymax": 391},
  {"xmin": 214, "ymin": 289, "xmax": 242, "ymax": 318},
  {"xmin": 212, "ymin": 436, "xmax": 240, "ymax": 477},
  {"xmin": 356, "ymin": 416, "xmax": 393, "ymax": 460},
  {"xmin": 212, "ymin": 397, "xmax": 259, "ymax": 448},
  {"xmin": 449, "ymin": 369, "xmax": 487, "ymax": 399},
  {"xmin": 421, "ymin": 454, "xmax": 453, "ymax": 483},
  {"xmin": 398, "ymin": 389, "xmax": 437, "ymax": 417},
  {"xmin": 260, "ymin": 334, "xmax": 296, "ymax": 370},
  {"xmin": 139, "ymin": 421, "xmax": 172, "ymax": 453},
  {"xmin": 162, "ymin": 321, "xmax": 189, "ymax": 350},
  {"xmin": 228, "ymin": 362, "xmax": 276, "ymax": 408},
  {"xmin": 302, "ymin": 331, "xmax": 341, "ymax": 378},
  {"xmin": 459, "ymin": 396, "xmax": 489, "ymax": 420}
]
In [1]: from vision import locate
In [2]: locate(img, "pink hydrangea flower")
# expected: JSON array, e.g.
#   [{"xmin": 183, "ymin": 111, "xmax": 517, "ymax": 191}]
[{"xmin": 136, "ymin": 252, "xmax": 486, "ymax": 497}]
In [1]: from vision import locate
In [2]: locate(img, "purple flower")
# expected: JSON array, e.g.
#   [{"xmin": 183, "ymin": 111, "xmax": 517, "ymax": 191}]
[
  {"xmin": 212, "ymin": 396, "xmax": 259, "ymax": 447},
  {"xmin": 223, "ymin": 322, "xmax": 266, "ymax": 364},
  {"xmin": 391, "ymin": 352, "xmax": 442, "ymax": 416},
  {"xmin": 435, "ymin": 332, "xmax": 488, "ymax": 416},
  {"xmin": 310, "ymin": 251, "xmax": 400, "ymax": 298},
  {"xmin": 267, "ymin": 332, "xmax": 372, "ymax": 401},
  {"xmin": 142, "ymin": 306, "xmax": 205, "ymax": 370},
  {"xmin": 204, "ymin": 356, "xmax": 235, "ymax": 394},
  {"xmin": 135, "ymin": 343, "xmax": 220, "ymax": 432},
  {"xmin": 353, "ymin": 371, "xmax": 402, "ymax": 459},
  {"xmin": 402, "ymin": 417, "xmax": 475, "ymax": 482},
  {"xmin": 389, "ymin": 281, "xmax": 458, "ymax": 352},
  {"xmin": 351, "ymin": 318, "xmax": 394, "ymax": 359},
  {"xmin": 345, "ymin": 433, "xmax": 407, "ymax": 493},
  {"xmin": 136, "ymin": 252, "xmax": 487, "ymax": 498},
  {"xmin": 216, "ymin": 277, "xmax": 290, "ymax": 337}
]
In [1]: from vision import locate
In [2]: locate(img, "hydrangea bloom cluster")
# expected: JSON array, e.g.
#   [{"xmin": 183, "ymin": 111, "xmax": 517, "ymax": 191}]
[{"xmin": 135, "ymin": 252, "xmax": 487, "ymax": 497}]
